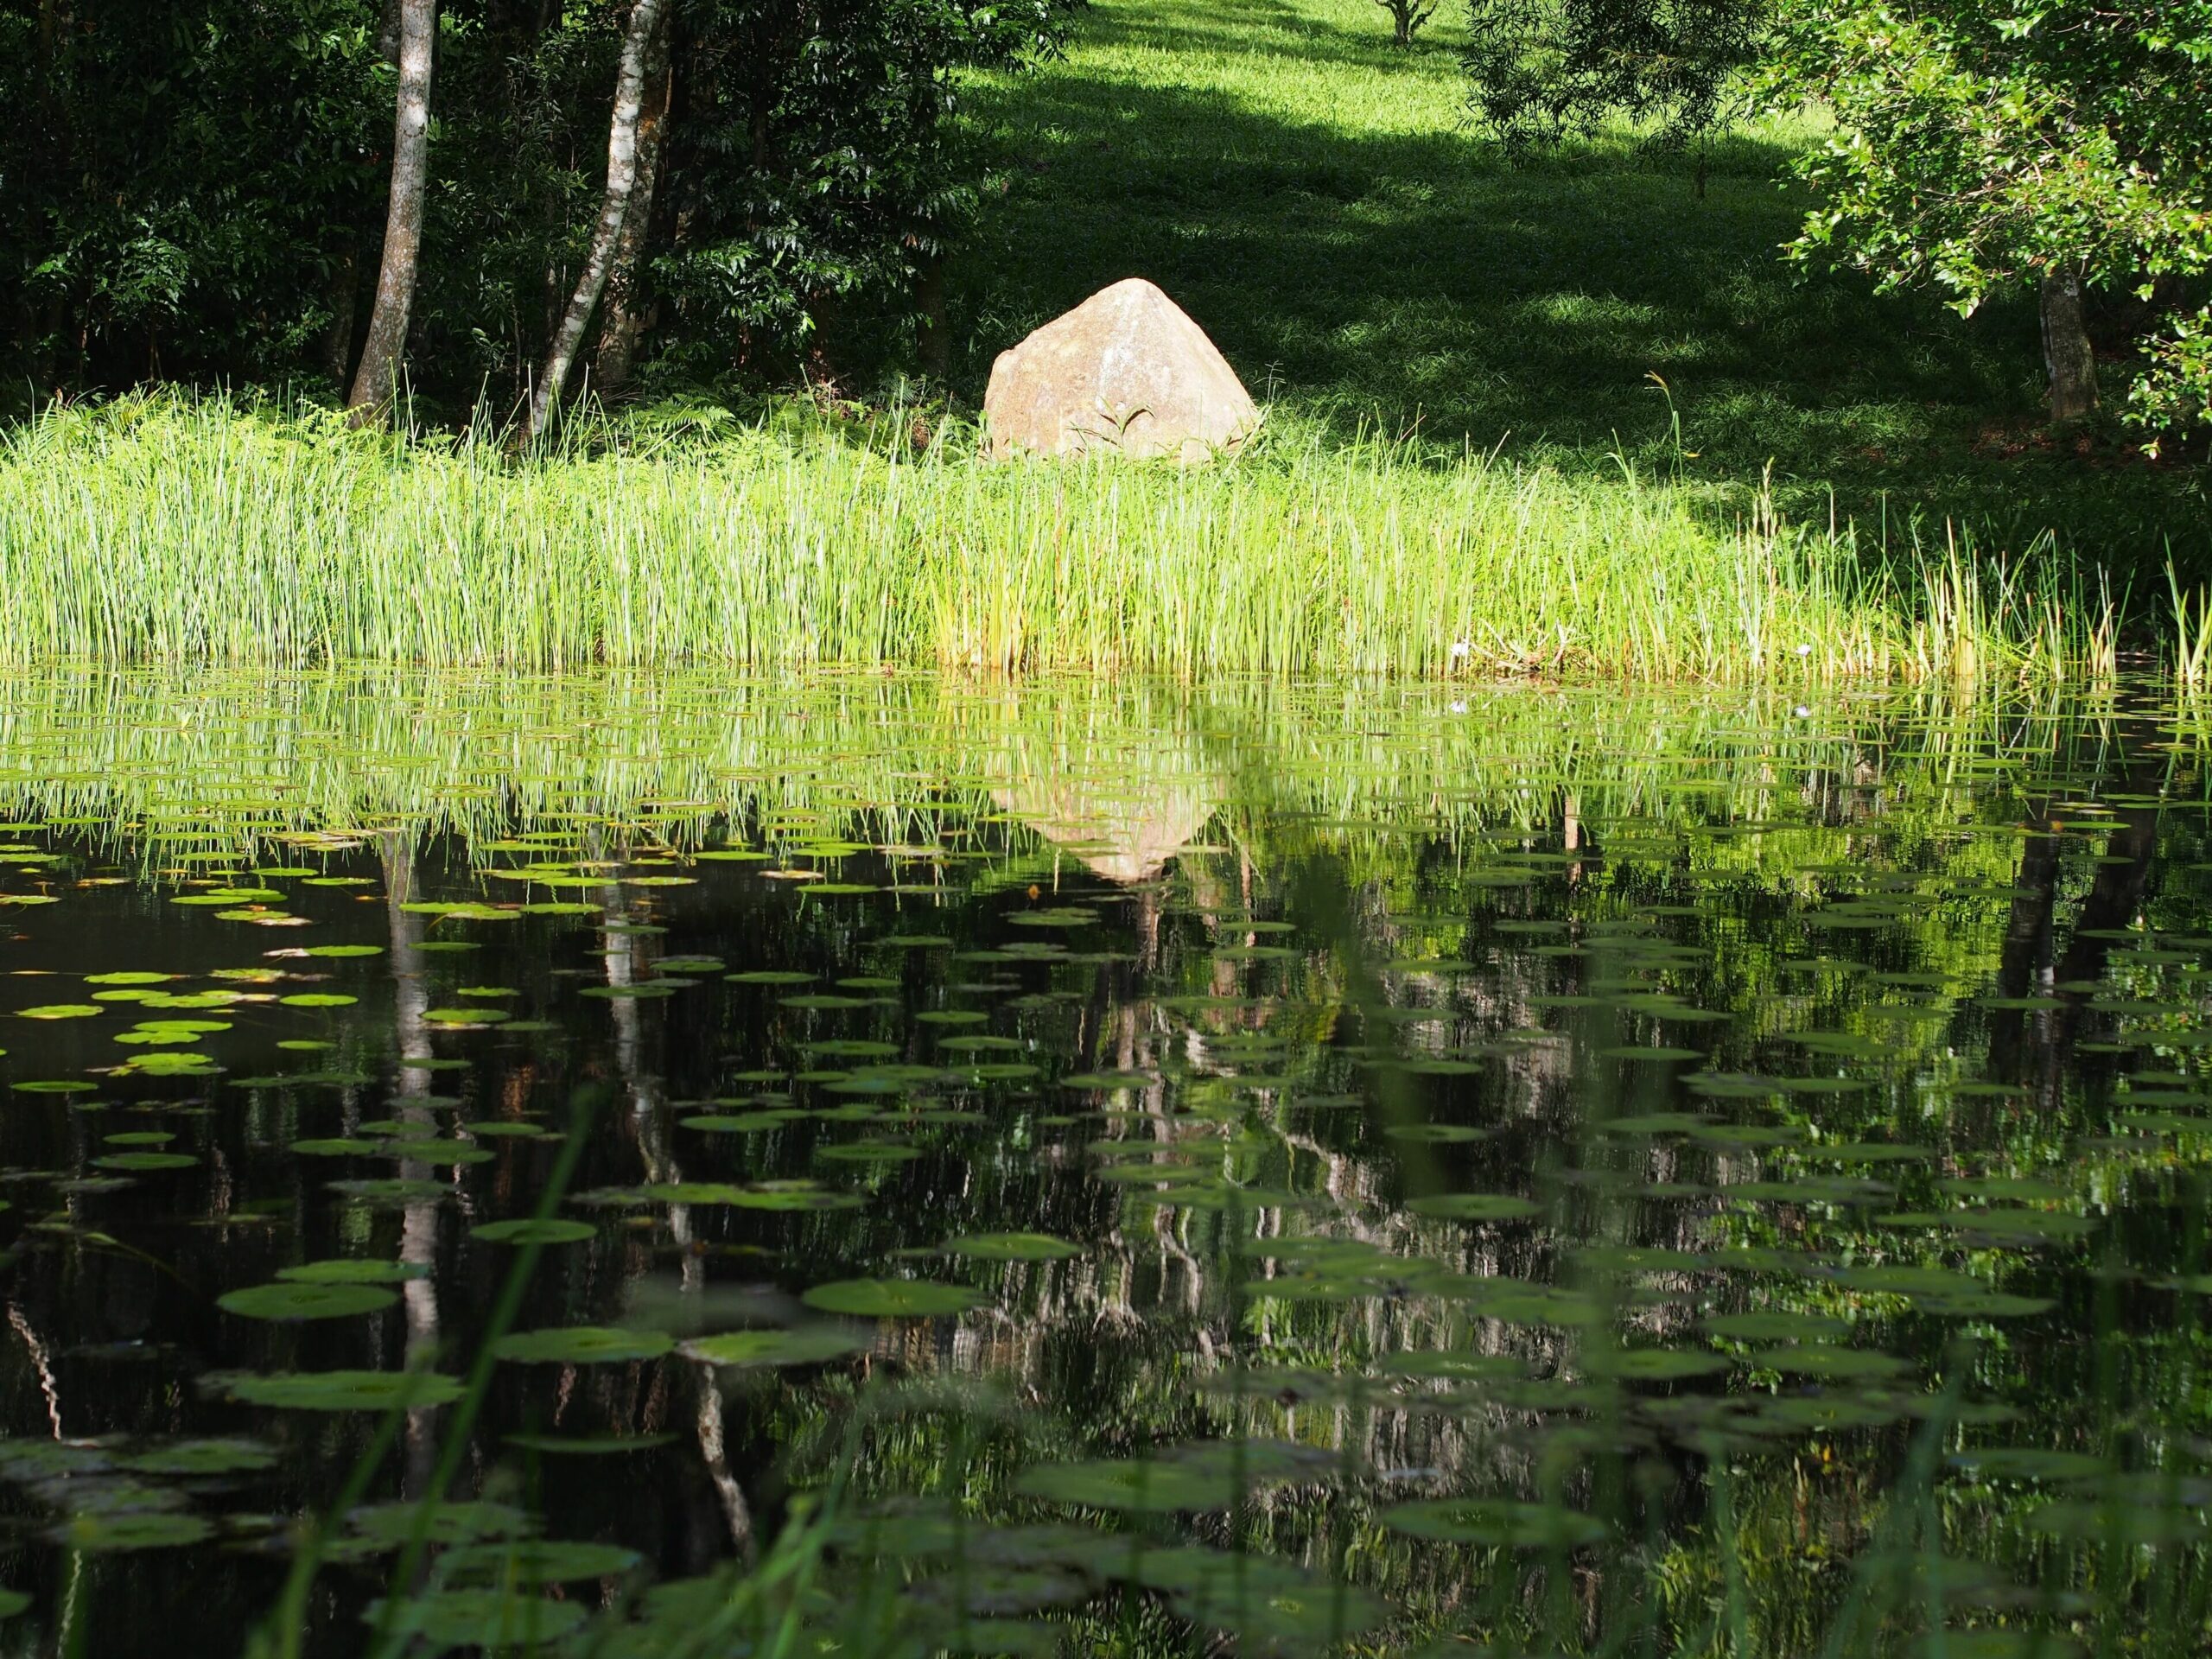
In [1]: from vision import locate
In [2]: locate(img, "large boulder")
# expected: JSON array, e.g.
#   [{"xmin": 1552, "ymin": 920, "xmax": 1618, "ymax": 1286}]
[{"xmin": 983, "ymin": 278, "xmax": 1258, "ymax": 463}]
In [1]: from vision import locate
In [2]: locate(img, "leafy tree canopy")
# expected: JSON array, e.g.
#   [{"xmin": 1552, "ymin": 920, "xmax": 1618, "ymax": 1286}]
[
  {"xmin": 1464, "ymin": 0, "xmax": 1770, "ymax": 149},
  {"xmin": 1768, "ymin": 0, "xmax": 2212, "ymax": 441}
]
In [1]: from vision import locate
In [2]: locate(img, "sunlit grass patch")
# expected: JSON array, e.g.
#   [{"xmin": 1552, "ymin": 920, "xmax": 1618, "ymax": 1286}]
[{"xmin": 0, "ymin": 396, "xmax": 2130, "ymax": 681}]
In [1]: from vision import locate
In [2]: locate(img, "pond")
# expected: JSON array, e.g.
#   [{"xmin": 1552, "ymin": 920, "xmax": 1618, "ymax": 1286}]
[{"xmin": 0, "ymin": 671, "xmax": 2204, "ymax": 1656}]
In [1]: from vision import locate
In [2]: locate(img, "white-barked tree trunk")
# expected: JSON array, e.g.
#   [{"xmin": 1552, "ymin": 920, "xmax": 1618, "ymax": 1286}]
[{"xmin": 527, "ymin": 0, "xmax": 670, "ymax": 443}]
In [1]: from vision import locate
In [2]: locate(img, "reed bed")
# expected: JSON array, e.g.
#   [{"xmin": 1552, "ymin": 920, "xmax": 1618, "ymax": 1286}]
[{"xmin": 0, "ymin": 397, "xmax": 2127, "ymax": 680}]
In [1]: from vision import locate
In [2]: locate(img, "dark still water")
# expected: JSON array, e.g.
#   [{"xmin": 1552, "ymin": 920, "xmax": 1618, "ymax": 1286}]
[{"xmin": 0, "ymin": 672, "xmax": 2206, "ymax": 1657}]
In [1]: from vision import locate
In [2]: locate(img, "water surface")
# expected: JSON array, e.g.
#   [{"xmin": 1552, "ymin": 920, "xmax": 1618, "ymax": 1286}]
[{"xmin": 0, "ymin": 674, "xmax": 2204, "ymax": 1656}]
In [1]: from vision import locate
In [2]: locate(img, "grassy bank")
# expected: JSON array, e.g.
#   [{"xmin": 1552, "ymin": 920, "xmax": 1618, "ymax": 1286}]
[
  {"xmin": 0, "ymin": 397, "xmax": 2126, "ymax": 677},
  {"xmin": 951, "ymin": 0, "xmax": 2205, "ymax": 557}
]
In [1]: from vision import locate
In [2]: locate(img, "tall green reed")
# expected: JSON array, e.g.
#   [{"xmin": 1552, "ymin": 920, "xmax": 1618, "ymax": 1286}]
[{"xmin": 0, "ymin": 395, "xmax": 2131, "ymax": 682}]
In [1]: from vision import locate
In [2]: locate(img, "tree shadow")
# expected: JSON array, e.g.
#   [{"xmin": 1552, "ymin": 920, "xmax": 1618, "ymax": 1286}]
[{"xmin": 956, "ymin": 0, "xmax": 2203, "ymax": 564}]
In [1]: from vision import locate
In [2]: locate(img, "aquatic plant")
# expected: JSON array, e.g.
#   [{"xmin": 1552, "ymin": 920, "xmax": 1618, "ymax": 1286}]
[{"xmin": 0, "ymin": 397, "xmax": 2132, "ymax": 681}]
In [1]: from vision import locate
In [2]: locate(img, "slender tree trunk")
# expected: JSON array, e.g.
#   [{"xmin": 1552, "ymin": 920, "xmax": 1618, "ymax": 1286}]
[
  {"xmin": 592, "ymin": 18, "xmax": 673, "ymax": 400},
  {"xmin": 915, "ymin": 255, "xmax": 950, "ymax": 382},
  {"xmin": 27, "ymin": 0, "xmax": 71, "ymax": 391},
  {"xmin": 322, "ymin": 246, "xmax": 359, "ymax": 386},
  {"xmin": 347, "ymin": 0, "xmax": 437, "ymax": 425},
  {"xmin": 528, "ymin": 0, "xmax": 669, "ymax": 443},
  {"xmin": 2040, "ymin": 264, "xmax": 2099, "ymax": 425}
]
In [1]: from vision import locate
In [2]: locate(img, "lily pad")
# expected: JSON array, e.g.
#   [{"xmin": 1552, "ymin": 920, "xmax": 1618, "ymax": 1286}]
[
  {"xmin": 362, "ymin": 1588, "xmax": 586, "ymax": 1649},
  {"xmin": 219, "ymin": 1281, "xmax": 397, "ymax": 1321},
  {"xmin": 1015, "ymin": 1440, "xmax": 1331, "ymax": 1513},
  {"xmin": 493, "ymin": 1326, "xmax": 676, "ymax": 1364},
  {"xmin": 470, "ymin": 1217, "xmax": 596, "ymax": 1246},
  {"xmin": 52, "ymin": 1512, "xmax": 215, "ymax": 1552},
  {"xmin": 940, "ymin": 1232, "xmax": 1083, "ymax": 1262},
  {"xmin": 121, "ymin": 1438, "xmax": 279, "ymax": 1477},
  {"xmin": 277, "ymin": 1258, "xmax": 427, "ymax": 1286},
  {"xmin": 1406, "ymin": 1193, "xmax": 1541, "ymax": 1223},
  {"xmin": 219, "ymin": 1368, "xmax": 460, "ymax": 1412},
  {"xmin": 678, "ymin": 1327, "xmax": 866, "ymax": 1368},
  {"xmin": 1382, "ymin": 1498, "xmax": 1607, "ymax": 1548},
  {"xmin": 801, "ymin": 1279, "xmax": 985, "ymax": 1318}
]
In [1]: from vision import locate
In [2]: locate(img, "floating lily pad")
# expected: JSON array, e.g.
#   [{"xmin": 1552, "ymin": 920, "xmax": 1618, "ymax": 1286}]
[
  {"xmin": 1376, "ymin": 1351, "xmax": 1527, "ymax": 1382},
  {"xmin": 1949, "ymin": 1448, "xmax": 2110, "ymax": 1482},
  {"xmin": 327, "ymin": 1179, "xmax": 452, "ymax": 1205},
  {"xmin": 363, "ymin": 1588, "xmax": 586, "ymax": 1649},
  {"xmin": 493, "ymin": 1326, "xmax": 675, "ymax": 1364},
  {"xmin": 222, "ymin": 1371, "xmax": 468, "ymax": 1407},
  {"xmin": 219, "ymin": 1281, "xmax": 397, "ymax": 1320},
  {"xmin": 91, "ymin": 1152, "xmax": 200, "ymax": 1172},
  {"xmin": 471, "ymin": 1218, "xmax": 596, "ymax": 1245},
  {"xmin": 1751, "ymin": 1345, "xmax": 1911, "ymax": 1382},
  {"xmin": 2028, "ymin": 1502, "xmax": 2208, "ymax": 1545},
  {"xmin": 277, "ymin": 1258, "xmax": 427, "ymax": 1286},
  {"xmin": 801, "ymin": 1279, "xmax": 985, "ymax": 1318},
  {"xmin": 678, "ymin": 1327, "xmax": 865, "ymax": 1368},
  {"xmin": 816, "ymin": 1138, "xmax": 921, "ymax": 1165},
  {"xmin": 502, "ymin": 1433, "xmax": 678, "ymax": 1456},
  {"xmin": 1386, "ymin": 1123, "xmax": 1491, "ymax": 1145},
  {"xmin": 1015, "ymin": 1440, "xmax": 1330, "ymax": 1513},
  {"xmin": 1705, "ymin": 1311, "xmax": 1851, "ymax": 1344},
  {"xmin": 940, "ymin": 1232, "xmax": 1082, "ymax": 1262},
  {"xmin": 51, "ymin": 1511, "xmax": 214, "ymax": 1552},
  {"xmin": 121, "ymin": 1438, "xmax": 279, "ymax": 1477},
  {"xmin": 1120, "ymin": 1546, "xmax": 1388, "ymax": 1642},
  {"xmin": 1382, "ymin": 1498, "xmax": 1607, "ymax": 1548},
  {"xmin": 1587, "ymin": 1349, "xmax": 1730, "ymax": 1381},
  {"xmin": 1406, "ymin": 1193, "xmax": 1540, "ymax": 1222},
  {"xmin": 443, "ymin": 1540, "xmax": 644, "ymax": 1584}
]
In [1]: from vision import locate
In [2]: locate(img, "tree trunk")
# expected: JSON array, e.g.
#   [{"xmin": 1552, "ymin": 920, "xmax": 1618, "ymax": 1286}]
[
  {"xmin": 321, "ymin": 246, "xmax": 359, "ymax": 387},
  {"xmin": 347, "ymin": 0, "xmax": 437, "ymax": 425},
  {"xmin": 26, "ymin": 0, "xmax": 70, "ymax": 393},
  {"xmin": 528, "ymin": 0, "xmax": 669, "ymax": 444},
  {"xmin": 591, "ymin": 16, "xmax": 674, "ymax": 402},
  {"xmin": 915, "ymin": 255, "xmax": 950, "ymax": 382},
  {"xmin": 2040, "ymin": 264, "xmax": 2099, "ymax": 425}
]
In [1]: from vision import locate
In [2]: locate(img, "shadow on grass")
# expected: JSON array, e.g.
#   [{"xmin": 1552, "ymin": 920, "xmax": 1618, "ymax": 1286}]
[{"xmin": 956, "ymin": 0, "xmax": 2205, "ymax": 566}]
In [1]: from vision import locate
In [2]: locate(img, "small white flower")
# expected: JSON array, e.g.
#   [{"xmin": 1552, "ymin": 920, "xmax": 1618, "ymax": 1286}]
[
  {"xmin": 1448, "ymin": 639, "xmax": 1471, "ymax": 662},
  {"xmin": 1449, "ymin": 700, "xmax": 1468, "ymax": 715},
  {"xmin": 1796, "ymin": 643, "xmax": 1814, "ymax": 658},
  {"xmin": 1791, "ymin": 704, "xmax": 1813, "ymax": 719}
]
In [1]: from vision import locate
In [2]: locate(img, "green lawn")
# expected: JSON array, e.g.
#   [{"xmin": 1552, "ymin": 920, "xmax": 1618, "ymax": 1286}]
[{"xmin": 953, "ymin": 0, "xmax": 2203, "ymax": 562}]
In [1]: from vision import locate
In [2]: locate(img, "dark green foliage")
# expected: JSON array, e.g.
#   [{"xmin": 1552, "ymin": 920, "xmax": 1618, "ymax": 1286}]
[
  {"xmin": 0, "ymin": 0, "xmax": 1073, "ymax": 411},
  {"xmin": 1464, "ymin": 0, "xmax": 1770, "ymax": 149},
  {"xmin": 651, "ymin": 0, "xmax": 1069, "ymax": 387},
  {"xmin": 0, "ymin": 0, "xmax": 385, "ymax": 391}
]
